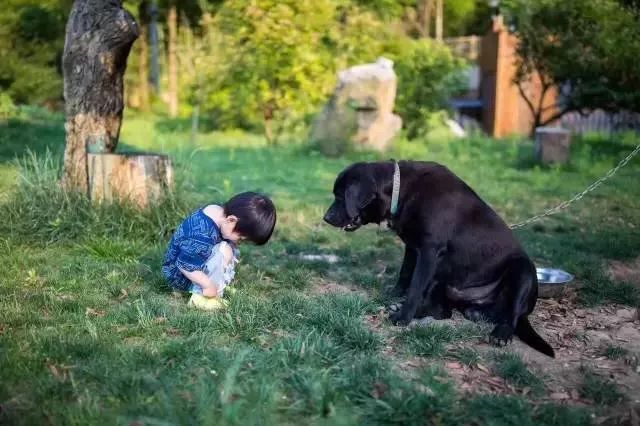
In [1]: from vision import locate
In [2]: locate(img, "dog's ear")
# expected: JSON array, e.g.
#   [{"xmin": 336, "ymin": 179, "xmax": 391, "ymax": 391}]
[{"xmin": 345, "ymin": 184, "xmax": 374, "ymax": 218}]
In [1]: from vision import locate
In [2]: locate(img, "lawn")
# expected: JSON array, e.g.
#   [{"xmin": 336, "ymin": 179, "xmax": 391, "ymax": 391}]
[{"xmin": 1, "ymin": 110, "xmax": 639, "ymax": 425}]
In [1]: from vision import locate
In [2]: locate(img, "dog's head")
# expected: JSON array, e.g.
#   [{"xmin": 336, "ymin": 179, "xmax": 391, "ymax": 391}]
[{"xmin": 323, "ymin": 163, "xmax": 387, "ymax": 231}]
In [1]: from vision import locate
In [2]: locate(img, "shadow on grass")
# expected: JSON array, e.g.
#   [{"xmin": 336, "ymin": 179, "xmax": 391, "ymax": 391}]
[
  {"xmin": 0, "ymin": 117, "xmax": 65, "ymax": 163},
  {"xmin": 154, "ymin": 116, "xmax": 220, "ymax": 134}
]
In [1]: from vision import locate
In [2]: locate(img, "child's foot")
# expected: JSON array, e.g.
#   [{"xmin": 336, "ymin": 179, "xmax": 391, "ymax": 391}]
[{"xmin": 188, "ymin": 294, "xmax": 229, "ymax": 311}]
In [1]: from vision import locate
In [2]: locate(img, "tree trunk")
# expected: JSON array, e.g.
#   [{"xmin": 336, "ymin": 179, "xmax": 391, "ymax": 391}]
[
  {"xmin": 138, "ymin": 0, "xmax": 151, "ymax": 112},
  {"xmin": 167, "ymin": 2, "xmax": 179, "ymax": 117},
  {"xmin": 417, "ymin": 0, "xmax": 433, "ymax": 38},
  {"xmin": 61, "ymin": 0, "xmax": 139, "ymax": 193},
  {"xmin": 149, "ymin": 0, "xmax": 160, "ymax": 91},
  {"xmin": 263, "ymin": 101, "xmax": 276, "ymax": 144},
  {"xmin": 435, "ymin": 0, "xmax": 443, "ymax": 41}
]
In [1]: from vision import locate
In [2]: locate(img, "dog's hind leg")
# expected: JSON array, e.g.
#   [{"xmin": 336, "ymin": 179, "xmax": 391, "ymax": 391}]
[
  {"xmin": 488, "ymin": 257, "xmax": 534, "ymax": 346},
  {"xmin": 389, "ymin": 246, "xmax": 416, "ymax": 297},
  {"xmin": 487, "ymin": 257, "xmax": 554, "ymax": 357}
]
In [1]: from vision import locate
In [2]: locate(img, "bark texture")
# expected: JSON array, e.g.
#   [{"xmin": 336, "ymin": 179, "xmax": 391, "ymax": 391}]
[
  {"xmin": 62, "ymin": 0, "xmax": 139, "ymax": 193},
  {"xmin": 88, "ymin": 153, "xmax": 174, "ymax": 207}
]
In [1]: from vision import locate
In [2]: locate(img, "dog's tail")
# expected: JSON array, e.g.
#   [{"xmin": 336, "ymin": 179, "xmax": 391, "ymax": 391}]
[{"xmin": 516, "ymin": 317, "xmax": 555, "ymax": 358}]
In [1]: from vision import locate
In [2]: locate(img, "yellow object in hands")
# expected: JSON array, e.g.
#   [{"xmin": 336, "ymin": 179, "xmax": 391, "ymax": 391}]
[{"xmin": 188, "ymin": 294, "xmax": 229, "ymax": 311}]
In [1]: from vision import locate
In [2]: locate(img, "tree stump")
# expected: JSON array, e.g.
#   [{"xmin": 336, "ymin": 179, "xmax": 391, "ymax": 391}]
[
  {"xmin": 61, "ymin": 0, "xmax": 139, "ymax": 193},
  {"xmin": 534, "ymin": 127, "xmax": 572, "ymax": 165},
  {"xmin": 88, "ymin": 153, "xmax": 173, "ymax": 208}
]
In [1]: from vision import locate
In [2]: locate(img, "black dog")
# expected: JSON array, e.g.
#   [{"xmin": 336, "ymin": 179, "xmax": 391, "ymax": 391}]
[{"xmin": 323, "ymin": 160, "xmax": 554, "ymax": 357}]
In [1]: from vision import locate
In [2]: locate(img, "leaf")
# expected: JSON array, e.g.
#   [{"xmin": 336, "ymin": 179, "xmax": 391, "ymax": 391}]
[{"xmin": 476, "ymin": 363, "xmax": 490, "ymax": 373}]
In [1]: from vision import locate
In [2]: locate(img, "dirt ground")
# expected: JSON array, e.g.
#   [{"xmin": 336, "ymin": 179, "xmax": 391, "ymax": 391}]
[{"xmin": 314, "ymin": 268, "xmax": 640, "ymax": 423}]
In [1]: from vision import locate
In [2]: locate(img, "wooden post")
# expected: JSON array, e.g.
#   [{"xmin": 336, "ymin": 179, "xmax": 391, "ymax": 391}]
[
  {"xmin": 417, "ymin": 0, "xmax": 434, "ymax": 38},
  {"xmin": 435, "ymin": 0, "xmax": 443, "ymax": 41},
  {"xmin": 88, "ymin": 153, "xmax": 174, "ymax": 207},
  {"xmin": 61, "ymin": 0, "xmax": 139, "ymax": 193},
  {"xmin": 535, "ymin": 127, "xmax": 571, "ymax": 165},
  {"xmin": 167, "ymin": 1, "xmax": 179, "ymax": 117}
]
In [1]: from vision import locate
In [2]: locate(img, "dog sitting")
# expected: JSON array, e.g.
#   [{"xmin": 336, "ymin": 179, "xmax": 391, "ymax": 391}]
[{"xmin": 323, "ymin": 160, "xmax": 554, "ymax": 357}]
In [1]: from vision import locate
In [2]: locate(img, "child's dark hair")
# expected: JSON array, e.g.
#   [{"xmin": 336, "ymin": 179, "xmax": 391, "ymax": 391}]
[{"xmin": 224, "ymin": 192, "xmax": 276, "ymax": 245}]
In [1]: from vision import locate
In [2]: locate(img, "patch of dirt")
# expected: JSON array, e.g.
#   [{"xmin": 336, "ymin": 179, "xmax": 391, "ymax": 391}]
[
  {"xmin": 364, "ymin": 291, "xmax": 640, "ymax": 412},
  {"xmin": 505, "ymin": 295, "xmax": 640, "ymax": 404},
  {"xmin": 609, "ymin": 256, "xmax": 640, "ymax": 286},
  {"xmin": 309, "ymin": 278, "xmax": 369, "ymax": 299}
]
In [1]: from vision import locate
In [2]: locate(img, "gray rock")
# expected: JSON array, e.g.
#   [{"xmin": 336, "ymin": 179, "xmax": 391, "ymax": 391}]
[{"xmin": 311, "ymin": 57, "xmax": 402, "ymax": 156}]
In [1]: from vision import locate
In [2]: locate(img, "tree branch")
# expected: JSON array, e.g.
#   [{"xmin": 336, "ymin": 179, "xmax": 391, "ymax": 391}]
[
  {"xmin": 516, "ymin": 78, "xmax": 537, "ymax": 118},
  {"xmin": 539, "ymin": 106, "xmax": 573, "ymax": 127}
]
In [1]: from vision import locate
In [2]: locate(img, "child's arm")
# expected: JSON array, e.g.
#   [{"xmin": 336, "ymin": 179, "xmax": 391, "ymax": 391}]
[{"xmin": 179, "ymin": 268, "xmax": 220, "ymax": 297}]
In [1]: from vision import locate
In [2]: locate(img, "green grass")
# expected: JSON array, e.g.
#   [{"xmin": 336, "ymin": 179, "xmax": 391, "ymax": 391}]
[
  {"xmin": 602, "ymin": 344, "xmax": 629, "ymax": 360},
  {"xmin": 492, "ymin": 352, "xmax": 546, "ymax": 396},
  {"xmin": 465, "ymin": 395, "xmax": 594, "ymax": 426},
  {"xmin": 579, "ymin": 369, "xmax": 625, "ymax": 405},
  {"xmin": 2, "ymin": 109, "xmax": 639, "ymax": 423},
  {"xmin": 400, "ymin": 322, "xmax": 488, "ymax": 358},
  {"xmin": 447, "ymin": 346, "xmax": 482, "ymax": 367}
]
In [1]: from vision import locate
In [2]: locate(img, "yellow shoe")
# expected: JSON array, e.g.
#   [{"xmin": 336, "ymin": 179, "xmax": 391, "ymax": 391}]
[{"xmin": 188, "ymin": 294, "xmax": 229, "ymax": 311}]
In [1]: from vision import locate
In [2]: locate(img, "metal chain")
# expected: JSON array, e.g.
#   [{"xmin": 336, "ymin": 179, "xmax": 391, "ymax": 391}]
[{"xmin": 509, "ymin": 142, "xmax": 640, "ymax": 229}]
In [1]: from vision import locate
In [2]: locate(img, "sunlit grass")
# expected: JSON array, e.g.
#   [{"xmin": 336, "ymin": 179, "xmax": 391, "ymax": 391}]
[{"xmin": 1, "ymin": 110, "xmax": 638, "ymax": 423}]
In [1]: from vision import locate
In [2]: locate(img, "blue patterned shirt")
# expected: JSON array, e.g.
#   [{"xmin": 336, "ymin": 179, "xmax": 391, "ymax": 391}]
[{"xmin": 162, "ymin": 207, "xmax": 226, "ymax": 291}]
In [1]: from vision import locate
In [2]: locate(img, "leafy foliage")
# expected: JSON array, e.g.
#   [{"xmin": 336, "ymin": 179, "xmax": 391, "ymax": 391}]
[
  {"xmin": 198, "ymin": 1, "xmax": 466, "ymax": 139},
  {"xmin": 201, "ymin": 0, "xmax": 338, "ymax": 137},
  {"xmin": 503, "ymin": 0, "xmax": 640, "ymax": 131},
  {"xmin": 391, "ymin": 39, "xmax": 467, "ymax": 138},
  {"xmin": 0, "ymin": 0, "xmax": 72, "ymax": 105}
]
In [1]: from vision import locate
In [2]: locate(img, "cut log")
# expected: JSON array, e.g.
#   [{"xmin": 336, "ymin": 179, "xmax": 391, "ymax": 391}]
[
  {"xmin": 88, "ymin": 153, "xmax": 173, "ymax": 208},
  {"xmin": 534, "ymin": 127, "xmax": 571, "ymax": 165}
]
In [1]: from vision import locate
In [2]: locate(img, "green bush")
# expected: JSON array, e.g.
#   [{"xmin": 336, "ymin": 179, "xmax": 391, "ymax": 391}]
[
  {"xmin": 0, "ymin": 1, "xmax": 68, "ymax": 105},
  {"xmin": 391, "ymin": 39, "xmax": 467, "ymax": 138},
  {"xmin": 197, "ymin": 1, "xmax": 465, "ymax": 142}
]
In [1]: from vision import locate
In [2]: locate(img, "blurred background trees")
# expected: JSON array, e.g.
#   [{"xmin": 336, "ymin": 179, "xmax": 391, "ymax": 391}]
[
  {"xmin": 0, "ymin": 0, "xmax": 488, "ymax": 139},
  {"xmin": 15, "ymin": 1, "xmax": 637, "ymax": 141}
]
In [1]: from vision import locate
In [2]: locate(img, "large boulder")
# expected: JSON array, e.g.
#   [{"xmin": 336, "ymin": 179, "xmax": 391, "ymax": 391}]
[{"xmin": 311, "ymin": 57, "xmax": 402, "ymax": 156}]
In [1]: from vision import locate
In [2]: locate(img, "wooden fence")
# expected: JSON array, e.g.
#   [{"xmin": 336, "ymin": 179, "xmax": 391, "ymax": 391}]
[{"xmin": 559, "ymin": 110, "xmax": 640, "ymax": 134}]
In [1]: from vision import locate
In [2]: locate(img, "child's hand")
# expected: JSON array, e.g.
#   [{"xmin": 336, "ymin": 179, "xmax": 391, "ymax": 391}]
[{"xmin": 202, "ymin": 287, "xmax": 218, "ymax": 298}]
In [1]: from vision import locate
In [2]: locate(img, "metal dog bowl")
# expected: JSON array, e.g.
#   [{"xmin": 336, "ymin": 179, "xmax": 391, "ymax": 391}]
[{"xmin": 536, "ymin": 267, "xmax": 575, "ymax": 299}]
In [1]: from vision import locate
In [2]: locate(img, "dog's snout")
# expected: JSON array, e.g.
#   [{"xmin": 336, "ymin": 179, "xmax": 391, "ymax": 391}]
[
  {"xmin": 323, "ymin": 204, "xmax": 344, "ymax": 227},
  {"xmin": 323, "ymin": 209, "xmax": 336, "ymax": 225}
]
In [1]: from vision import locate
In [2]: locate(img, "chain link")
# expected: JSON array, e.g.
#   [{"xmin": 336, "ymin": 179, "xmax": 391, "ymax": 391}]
[{"xmin": 509, "ymin": 142, "xmax": 640, "ymax": 229}]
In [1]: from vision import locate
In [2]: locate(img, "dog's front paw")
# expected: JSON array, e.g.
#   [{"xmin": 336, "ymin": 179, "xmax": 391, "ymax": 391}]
[
  {"xmin": 389, "ymin": 310, "xmax": 411, "ymax": 326},
  {"xmin": 489, "ymin": 324, "xmax": 514, "ymax": 347}
]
